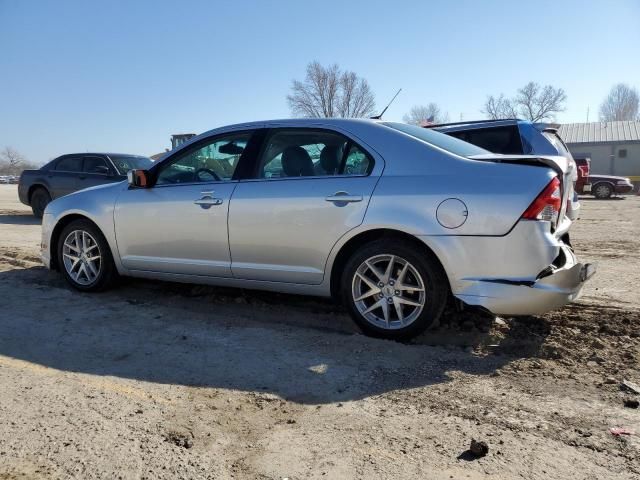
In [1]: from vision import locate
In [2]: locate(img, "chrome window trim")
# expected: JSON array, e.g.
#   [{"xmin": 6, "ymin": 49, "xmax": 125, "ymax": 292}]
[
  {"xmin": 238, "ymin": 173, "xmax": 370, "ymax": 184},
  {"xmin": 152, "ymin": 179, "xmax": 239, "ymax": 189}
]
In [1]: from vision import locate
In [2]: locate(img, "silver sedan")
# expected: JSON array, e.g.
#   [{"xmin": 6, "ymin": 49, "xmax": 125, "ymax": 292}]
[{"xmin": 41, "ymin": 119, "xmax": 595, "ymax": 339}]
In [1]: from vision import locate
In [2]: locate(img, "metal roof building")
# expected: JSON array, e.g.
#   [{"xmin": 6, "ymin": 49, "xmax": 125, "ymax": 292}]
[
  {"xmin": 558, "ymin": 121, "xmax": 640, "ymax": 144},
  {"xmin": 558, "ymin": 121, "xmax": 640, "ymax": 180}
]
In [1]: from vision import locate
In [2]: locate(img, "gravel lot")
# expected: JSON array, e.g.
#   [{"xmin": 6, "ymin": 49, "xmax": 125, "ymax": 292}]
[{"xmin": 0, "ymin": 184, "xmax": 638, "ymax": 479}]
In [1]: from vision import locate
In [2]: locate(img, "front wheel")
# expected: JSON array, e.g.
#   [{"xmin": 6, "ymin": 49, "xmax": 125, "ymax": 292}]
[
  {"xmin": 341, "ymin": 239, "xmax": 448, "ymax": 340},
  {"xmin": 57, "ymin": 219, "xmax": 117, "ymax": 292}
]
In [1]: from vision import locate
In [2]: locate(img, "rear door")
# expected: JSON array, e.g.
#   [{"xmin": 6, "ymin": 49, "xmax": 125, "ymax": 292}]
[
  {"xmin": 48, "ymin": 155, "xmax": 83, "ymax": 198},
  {"xmin": 228, "ymin": 127, "xmax": 381, "ymax": 284}
]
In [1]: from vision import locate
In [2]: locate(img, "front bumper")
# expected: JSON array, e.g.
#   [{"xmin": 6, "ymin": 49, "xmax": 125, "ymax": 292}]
[
  {"xmin": 40, "ymin": 213, "xmax": 54, "ymax": 269},
  {"xmin": 456, "ymin": 245, "xmax": 596, "ymax": 316},
  {"xmin": 615, "ymin": 184, "xmax": 634, "ymax": 194}
]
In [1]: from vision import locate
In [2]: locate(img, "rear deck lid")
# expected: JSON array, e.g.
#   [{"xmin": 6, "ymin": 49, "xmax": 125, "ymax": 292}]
[{"xmin": 468, "ymin": 154, "xmax": 576, "ymax": 236}]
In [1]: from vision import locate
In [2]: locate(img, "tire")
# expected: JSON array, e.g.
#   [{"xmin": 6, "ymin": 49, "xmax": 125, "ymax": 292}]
[
  {"xmin": 340, "ymin": 239, "xmax": 448, "ymax": 340},
  {"xmin": 593, "ymin": 183, "xmax": 613, "ymax": 199},
  {"xmin": 57, "ymin": 219, "xmax": 117, "ymax": 292},
  {"xmin": 30, "ymin": 188, "xmax": 51, "ymax": 218}
]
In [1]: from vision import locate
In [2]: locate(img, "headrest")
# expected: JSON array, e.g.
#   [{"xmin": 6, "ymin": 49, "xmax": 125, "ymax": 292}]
[
  {"xmin": 281, "ymin": 146, "xmax": 314, "ymax": 177},
  {"xmin": 320, "ymin": 145, "xmax": 341, "ymax": 174}
]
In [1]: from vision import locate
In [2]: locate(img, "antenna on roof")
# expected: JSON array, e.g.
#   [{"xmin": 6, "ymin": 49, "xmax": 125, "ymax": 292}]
[{"xmin": 370, "ymin": 88, "xmax": 402, "ymax": 120}]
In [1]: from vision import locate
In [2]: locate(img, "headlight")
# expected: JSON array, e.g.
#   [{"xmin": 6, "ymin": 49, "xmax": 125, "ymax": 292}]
[{"xmin": 617, "ymin": 179, "xmax": 631, "ymax": 185}]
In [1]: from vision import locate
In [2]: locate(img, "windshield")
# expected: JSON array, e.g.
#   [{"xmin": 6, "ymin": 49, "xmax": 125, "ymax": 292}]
[
  {"xmin": 382, "ymin": 122, "xmax": 489, "ymax": 157},
  {"xmin": 109, "ymin": 155, "xmax": 153, "ymax": 174}
]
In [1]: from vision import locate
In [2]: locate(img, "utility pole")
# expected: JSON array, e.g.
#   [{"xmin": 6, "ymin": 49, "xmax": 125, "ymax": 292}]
[{"xmin": 586, "ymin": 106, "xmax": 590, "ymax": 123}]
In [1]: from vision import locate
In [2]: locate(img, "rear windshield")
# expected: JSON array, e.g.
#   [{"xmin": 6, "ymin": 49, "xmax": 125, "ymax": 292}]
[
  {"xmin": 446, "ymin": 125, "xmax": 524, "ymax": 154},
  {"xmin": 382, "ymin": 122, "xmax": 489, "ymax": 157},
  {"xmin": 109, "ymin": 155, "xmax": 153, "ymax": 174}
]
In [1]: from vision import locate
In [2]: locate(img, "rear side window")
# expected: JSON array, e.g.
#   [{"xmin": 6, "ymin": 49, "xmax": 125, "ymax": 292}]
[
  {"xmin": 447, "ymin": 126, "xmax": 523, "ymax": 154},
  {"xmin": 54, "ymin": 156, "xmax": 83, "ymax": 172},
  {"xmin": 258, "ymin": 129, "xmax": 373, "ymax": 179}
]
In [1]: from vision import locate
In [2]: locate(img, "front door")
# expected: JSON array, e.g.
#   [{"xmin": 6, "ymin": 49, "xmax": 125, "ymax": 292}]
[
  {"xmin": 229, "ymin": 128, "xmax": 380, "ymax": 284},
  {"xmin": 114, "ymin": 130, "xmax": 254, "ymax": 277}
]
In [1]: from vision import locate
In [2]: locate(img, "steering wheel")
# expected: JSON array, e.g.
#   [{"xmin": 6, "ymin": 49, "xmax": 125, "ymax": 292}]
[{"xmin": 194, "ymin": 168, "xmax": 221, "ymax": 182}]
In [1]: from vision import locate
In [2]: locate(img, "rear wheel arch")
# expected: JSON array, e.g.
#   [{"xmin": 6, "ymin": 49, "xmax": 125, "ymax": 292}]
[
  {"xmin": 329, "ymin": 228, "xmax": 449, "ymax": 300},
  {"xmin": 28, "ymin": 184, "xmax": 49, "ymax": 203}
]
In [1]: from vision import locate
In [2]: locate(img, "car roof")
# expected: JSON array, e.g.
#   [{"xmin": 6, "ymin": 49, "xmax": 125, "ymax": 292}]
[
  {"xmin": 429, "ymin": 118, "xmax": 561, "ymax": 134},
  {"xmin": 57, "ymin": 153, "xmax": 149, "ymax": 157},
  {"xmin": 197, "ymin": 118, "xmax": 381, "ymax": 136}
]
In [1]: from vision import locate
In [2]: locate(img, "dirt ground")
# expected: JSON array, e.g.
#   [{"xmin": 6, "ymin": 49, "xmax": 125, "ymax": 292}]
[{"xmin": 0, "ymin": 184, "xmax": 638, "ymax": 480}]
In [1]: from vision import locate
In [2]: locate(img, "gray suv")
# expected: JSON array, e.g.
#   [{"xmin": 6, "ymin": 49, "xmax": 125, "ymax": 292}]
[{"xmin": 428, "ymin": 119, "xmax": 580, "ymax": 221}]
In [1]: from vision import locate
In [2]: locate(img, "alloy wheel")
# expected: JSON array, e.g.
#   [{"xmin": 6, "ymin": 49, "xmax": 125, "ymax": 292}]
[
  {"xmin": 595, "ymin": 184, "xmax": 611, "ymax": 198},
  {"xmin": 62, "ymin": 230, "xmax": 102, "ymax": 286},
  {"xmin": 351, "ymin": 254, "xmax": 426, "ymax": 330}
]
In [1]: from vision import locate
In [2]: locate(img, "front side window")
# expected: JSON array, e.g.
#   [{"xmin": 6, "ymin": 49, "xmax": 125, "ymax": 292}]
[
  {"xmin": 54, "ymin": 156, "xmax": 83, "ymax": 172},
  {"xmin": 258, "ymin": 129, "xmax": 372, "ymax": 179},
  {"xmin": 83, "ymin": 156, "xmax": 110, "ymax": 174},
  {"xmin": 155, "ymin": 132, "xmax": 251, "ymax": 185}
]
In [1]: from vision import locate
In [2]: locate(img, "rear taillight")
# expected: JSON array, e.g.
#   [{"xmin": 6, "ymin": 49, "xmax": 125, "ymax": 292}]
[
  {"xmin": 578, "ymin": 165, "xmax": 589, "ymax": 178},
  {"xmin": 522, "ymin": 177, "xmax": 562, "ymax": 224}
]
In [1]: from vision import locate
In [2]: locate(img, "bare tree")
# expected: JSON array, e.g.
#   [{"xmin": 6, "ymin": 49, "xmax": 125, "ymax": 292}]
[
  {"xmin": 599, "ymin": 83, "xmax": 640, "ymax": 121},
  {"xmin": 287, "ymin": 61, "xmax": 376, "ymax": 118},
  {"xmin": 482, "ymin": 82, "xmax": 567, "ymax": 122},
  {"xmin": 402, "ymin": 103, "xmax": 449, "ymax": 125},
  {"xmin": 483, "ymin": 94, "xmax": 518, "ymax": 120},
  {"xmin": 0, "ymin": 147, "xmax": 34, "ymax": 175}
]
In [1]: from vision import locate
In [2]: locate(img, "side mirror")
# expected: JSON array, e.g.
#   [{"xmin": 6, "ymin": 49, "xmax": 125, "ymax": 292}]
[
  {"xmin": 95, "ymin": 165, "xmax": 111, "ymax": 175},
  {"xmin": 127, "ymin": 169, "xmax": 150, "ymax": 188}
]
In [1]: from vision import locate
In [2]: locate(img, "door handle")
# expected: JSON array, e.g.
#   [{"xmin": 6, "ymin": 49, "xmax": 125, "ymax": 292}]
[
  {"xmin": 325, "ymin": 192, "xmax": 363, "ymax": 203},
  {"xmin": 194, "ymin": 191, "xmax": 223, "ymax": 208}
]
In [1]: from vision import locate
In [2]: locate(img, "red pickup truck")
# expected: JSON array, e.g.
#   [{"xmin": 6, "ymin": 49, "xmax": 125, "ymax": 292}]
[{"xmin": 574, "ymin": 157, "xmax": 635, "ymax": 199}]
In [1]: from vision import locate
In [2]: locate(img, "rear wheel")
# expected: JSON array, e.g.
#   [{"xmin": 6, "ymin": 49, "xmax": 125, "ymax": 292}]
[
  {"xmin": 57, "ymin": 219, "xmax": 117, "ymax": 292},
  {"xmin": 593, "ymin": 183, "xmax": 613, "ymax": 199},
  {"xmin": 341, "ymin": 239, "xmax": 448, "ymax": 340},
  {"xmin": 30, "ymin": 188, "xmax": 51, "ymax": 218}
]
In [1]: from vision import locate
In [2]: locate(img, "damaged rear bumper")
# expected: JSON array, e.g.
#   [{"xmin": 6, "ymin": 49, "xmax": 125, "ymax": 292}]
[{"xmin": 454, "ymin": 245, "xmax": 596, "ymax": 316}]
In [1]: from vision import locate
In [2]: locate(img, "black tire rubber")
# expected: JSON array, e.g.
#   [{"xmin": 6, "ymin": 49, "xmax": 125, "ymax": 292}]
[
  {"xmin": 340, "ymin": 239, "xmax": 449, "ymax": 340},
  {"xmin": 30, "ymin": 188, "xmax": 51, "ymax": 218},
  {"xmin": 593, "ymin": 183, "xmax": 613, "ymax": 199},
  {"xmin": 57, "ymin": 219, "xmax": 117, "ymax": 292}
]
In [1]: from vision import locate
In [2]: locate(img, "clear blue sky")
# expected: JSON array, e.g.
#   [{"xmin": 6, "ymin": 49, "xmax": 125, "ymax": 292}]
[{"xmin": 1, "ymin": 0, "xmax": 639, "ymax": 163}]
